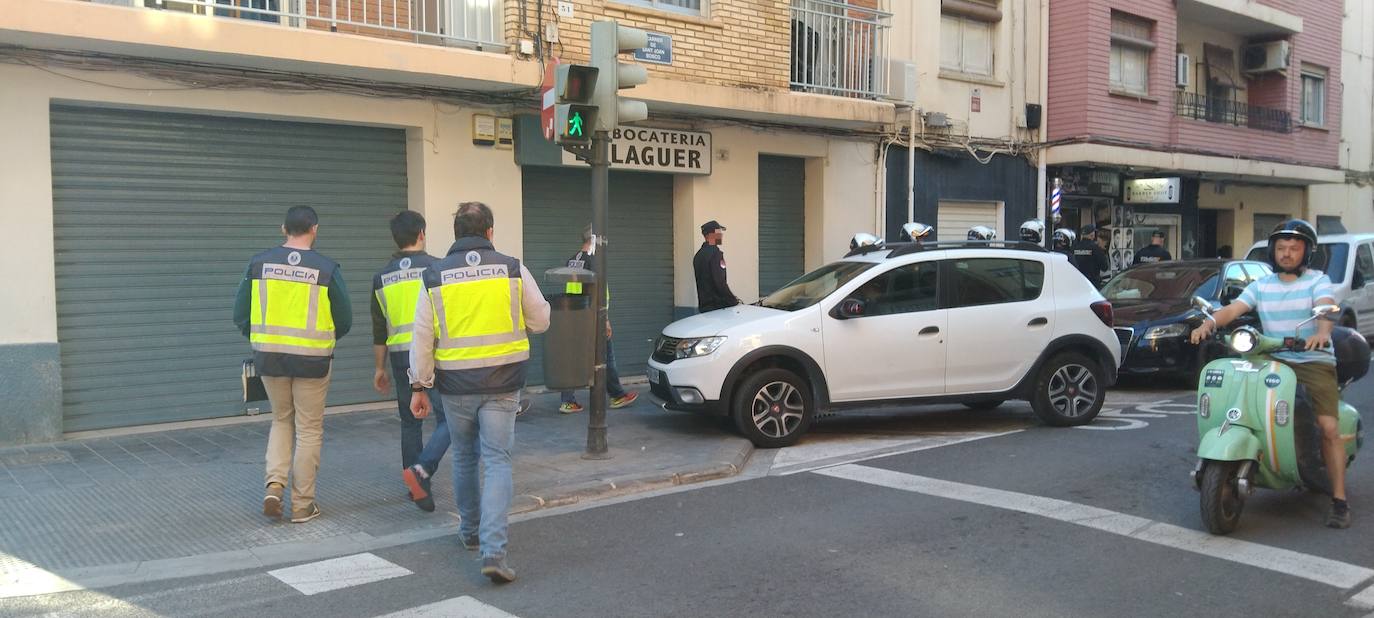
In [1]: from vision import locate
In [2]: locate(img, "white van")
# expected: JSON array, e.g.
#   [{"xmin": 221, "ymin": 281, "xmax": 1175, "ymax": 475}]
[{"xmin": 1245, "ymin": 233, "xmax": 1374, "ymax": 337}]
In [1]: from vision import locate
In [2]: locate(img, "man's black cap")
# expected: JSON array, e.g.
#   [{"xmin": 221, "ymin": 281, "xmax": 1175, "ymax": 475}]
[
  {"xmin": 1152, "ymin": 230, "xmax": 1166, "ymax": 238},
  {"xmin": 701, "ymin": 220, "xmax": 727, "ymax": 235}
]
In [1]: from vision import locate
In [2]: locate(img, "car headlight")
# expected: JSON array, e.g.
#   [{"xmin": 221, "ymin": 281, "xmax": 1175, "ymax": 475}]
[
  {"xmin": 675, "ymin": 336, "xmax": 726, "ymax": 359},
  {"xmin": 1230, "ymin": 329, "xmax": 1257, "ymax": 354},
  {"xmin": 1142, "ymin": 323, "xmax": 1189, "ymax": 340}
]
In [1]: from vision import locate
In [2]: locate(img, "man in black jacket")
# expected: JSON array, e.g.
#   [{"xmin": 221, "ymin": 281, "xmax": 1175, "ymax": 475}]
[
  {"xmin": 1134, "ymin": 230, "xmax": 1173, "ymax": 264},
  {"xmin": 693, "ymin": 220, "xmax": 739, "ymax": 312},
  {"xmin": 1072, "ymin": 225, "xmax": 1111, "ymax": 287}
]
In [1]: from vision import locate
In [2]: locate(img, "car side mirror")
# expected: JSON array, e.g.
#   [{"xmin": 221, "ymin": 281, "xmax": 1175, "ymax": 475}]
[
  {"xmin": 1313, "ymin": 304, "xmax": 1341, "ymax": 318},
  {"xmin": 831, "ymin": 298, "xmax": 867, "ymax": 320},
  {"xmin": 1191, "ymin": 296, "xmax": 1216, "ymax": 314}
]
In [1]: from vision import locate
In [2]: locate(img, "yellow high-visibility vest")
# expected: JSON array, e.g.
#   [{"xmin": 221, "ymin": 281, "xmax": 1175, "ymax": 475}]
[
  {"xmin": 249, "ymin": 247, "xmax": 337, "ymax": 358},
  {"xmin": 424, "ymin": 242, "xmax": 530, "ymax": 394},
  {"xmin": 374, "ymin": 254, "xmax": 434, "ymax": 354}
]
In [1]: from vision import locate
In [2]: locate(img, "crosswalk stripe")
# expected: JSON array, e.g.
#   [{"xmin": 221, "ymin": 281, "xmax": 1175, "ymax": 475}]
[
  {"xmin": 1349, "ymin": 582, "xmax": 1374, "ymax": 610},
  {"xmin": 268, "ymin": 552, "xmax": 412, "ymax": 596},
  {"xmin": 373, "ymin": 595, "xmax": 520, "ymax": 617},
  {"xmin": 814, "ymin": 464, "xmax": 1374, "ymax": 590}
]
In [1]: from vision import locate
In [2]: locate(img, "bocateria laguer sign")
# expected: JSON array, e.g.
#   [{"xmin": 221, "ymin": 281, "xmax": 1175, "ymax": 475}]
[{"xmin": 562, "ymin": 127, "xmax": 712, "ymax": 175}]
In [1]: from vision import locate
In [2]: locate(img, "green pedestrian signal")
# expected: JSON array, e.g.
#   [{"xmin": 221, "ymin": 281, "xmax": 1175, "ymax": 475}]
[{"xmin": 555, "ymin": 104, "xmax": 597, "ymax": 147}]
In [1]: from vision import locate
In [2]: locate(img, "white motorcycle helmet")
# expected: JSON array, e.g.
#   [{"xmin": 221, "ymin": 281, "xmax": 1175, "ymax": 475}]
[
  {"xmin": 849, "ymin": 232, "xmax": 885, "ymax": 252},
  {"xmin": 899, "ymin": 222, "xmax": 934, "ymax": 243},
  {"xmin": 1053, "ymin": 228, "xmax": 1076, "ymax": 249},
  {"xmin": 1019, "ymin": 219, "xmax": 1046, "ymax": 244},
  {"xmin": 967, "ymin": 225, "xmax": 997, "ymax": 241}
]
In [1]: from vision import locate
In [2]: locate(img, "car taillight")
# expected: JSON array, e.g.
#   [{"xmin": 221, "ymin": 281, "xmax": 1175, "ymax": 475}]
[{"xmin": 1091, "ymin": 301, "xmax": 1114, "ymax": 328}]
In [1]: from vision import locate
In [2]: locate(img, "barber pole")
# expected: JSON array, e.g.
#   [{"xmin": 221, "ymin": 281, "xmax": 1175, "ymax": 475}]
[{"xmin": 1050, "ymin": 178, "xmax": 1063, "ymax": 224}]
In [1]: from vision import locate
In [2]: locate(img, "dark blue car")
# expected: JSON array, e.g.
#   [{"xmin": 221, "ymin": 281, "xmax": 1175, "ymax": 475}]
[{"xmin": 1104, "ymin": 259, "xmax": 1272, "ymax": 379}]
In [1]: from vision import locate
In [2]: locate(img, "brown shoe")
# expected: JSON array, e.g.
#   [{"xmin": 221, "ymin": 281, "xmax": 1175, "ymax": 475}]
[
  {"xmin": 263, "ymin": 483, "xmax": 284, "ymax": 520},
  {"xmin": 291, "ymin": 503, "xmax": 321, "ymax": 524}
]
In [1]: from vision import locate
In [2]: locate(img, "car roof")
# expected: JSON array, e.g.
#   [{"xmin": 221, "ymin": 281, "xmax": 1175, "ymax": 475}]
[{"xmin": 1246, "ymin": 233, "xmax": 1374, "ymax": 249}]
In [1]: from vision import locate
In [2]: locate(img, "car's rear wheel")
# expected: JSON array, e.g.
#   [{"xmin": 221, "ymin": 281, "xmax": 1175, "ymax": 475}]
[
  {"xmin": 1030, "ymin": 352, "xmax": 1105, "ymax": 426},
  {"xmin": 963, "ymin": 400, "xmax": 1004, "ymax": 410},
  {"xmin": 732, "ymin": 368, "xmax": 814, "ymax": 448}
]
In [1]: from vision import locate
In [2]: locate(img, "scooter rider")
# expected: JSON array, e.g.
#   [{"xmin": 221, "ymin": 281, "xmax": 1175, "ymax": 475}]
[{"xmin": 1189, "ymin": 219, "xmax": 1349, "ymax": 528}]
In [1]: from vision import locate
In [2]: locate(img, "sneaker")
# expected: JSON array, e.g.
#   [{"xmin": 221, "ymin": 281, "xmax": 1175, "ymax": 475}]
[
  {"xmin": 516, "ymin": 399, "xmax": 532, "ymax": 417},
  {"xmin": 402, "ymin": 465, "xmax": 435, "ymax": 513},
  {"xmin": 481, "ymin": 556, "xmax": 516, "ymax": 583},
  {"xmin": 1327, "ymin": 500, "xmax": 1351, "ymax": 529},
  {"xmin": 291, "ymin": 503, "xmax": 321, "ymax": 524},
  {"xmin": 559, "ymin": 402, "xmax": 584, "ymax": 414},
  {"xmin": 461, "ymin": 533, "xmax": 479, "ymax": 551},
  {"xmin": 263, "ymin": 483, "xmax": 284, "ymax": 520},
  {"xmin": 610, "ymin": 392, "xmax": 640, "ymax": 409}
]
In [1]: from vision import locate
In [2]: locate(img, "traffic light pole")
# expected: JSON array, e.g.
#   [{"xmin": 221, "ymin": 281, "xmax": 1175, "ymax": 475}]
[{"xmin": 584, "ymin": 130, "xmax": 612, "ymax": 460}]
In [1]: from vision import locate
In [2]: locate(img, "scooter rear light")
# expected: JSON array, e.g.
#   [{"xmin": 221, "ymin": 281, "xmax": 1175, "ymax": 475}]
[{"xmin": 1090, "ymin": 301, "xmax": 1114, "ymax": 328}]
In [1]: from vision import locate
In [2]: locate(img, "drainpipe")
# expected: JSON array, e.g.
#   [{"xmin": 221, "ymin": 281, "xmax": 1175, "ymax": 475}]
[
  {"xmin": 1035, "ymin": 0, "xmax": 1048, "ymax": 230},
  {"xmin": 908, "ymin": 105, "xmax": 917, "ymax": 226}
]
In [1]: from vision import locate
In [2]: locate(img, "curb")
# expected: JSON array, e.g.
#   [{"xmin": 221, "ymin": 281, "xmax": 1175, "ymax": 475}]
[{"xmin": 512, "ymin": 437, "xmax": 753, "ymax": 514}]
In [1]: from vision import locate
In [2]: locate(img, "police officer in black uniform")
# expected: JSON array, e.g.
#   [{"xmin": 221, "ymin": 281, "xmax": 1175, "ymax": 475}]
[
  {"xmin": 1134, "ymin": 229, "xmax": 1172, "ymax": 265},
  {"xmin": 693, "ymin": 220, "xmax": 739, "ymax": 312},
  {"xmin": 1072, "ymin": 224, "xmax": 1111, "ymax": 287}
]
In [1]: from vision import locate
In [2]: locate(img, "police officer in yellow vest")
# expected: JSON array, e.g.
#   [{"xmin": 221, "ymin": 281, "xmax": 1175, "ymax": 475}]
[
  {"xmin": 234, "ymin": 206, "xmax": 352, "ymax": 524},
  {"xmin": 409, "ymin": 202, "xmax": 549, "ymax": 584},
  {"xmin": 371, "ymin": 211, "xmax": 449, "ymax": 513}
]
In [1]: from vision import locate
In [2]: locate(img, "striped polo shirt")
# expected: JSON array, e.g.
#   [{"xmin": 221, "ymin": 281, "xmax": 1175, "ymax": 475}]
[{"xmin": 1236, "ymin": 269, "xmax": 1337, "ymax": 365}]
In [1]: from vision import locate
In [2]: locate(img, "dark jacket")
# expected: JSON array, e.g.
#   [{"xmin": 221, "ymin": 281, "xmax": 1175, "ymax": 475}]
[
  {"xmin": 1072, "ymin": 239, "xmax": 1110, "ymax": 287},
  {"xmin": 1134, "ymin": 244, "xmax": 1172, "ymax": 265},
  {"xmin": 693, "ymin": 242, "xmax": 738, "ymax": 312}
]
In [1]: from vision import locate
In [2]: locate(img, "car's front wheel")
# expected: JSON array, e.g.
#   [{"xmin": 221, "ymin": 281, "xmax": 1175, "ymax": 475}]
[
  {"xmin": 732, "ymin": 368, "xmax": 814, "ymax": 448},
  {"xmin": 1029, "ymin": 351, "xmax": 1105, "ymax": 426}
]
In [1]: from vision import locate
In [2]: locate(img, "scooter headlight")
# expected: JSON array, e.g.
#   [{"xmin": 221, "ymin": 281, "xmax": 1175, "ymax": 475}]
[{"xmin": 1230, "ymin": 329, "xmax": 1257, "ymax": 354}]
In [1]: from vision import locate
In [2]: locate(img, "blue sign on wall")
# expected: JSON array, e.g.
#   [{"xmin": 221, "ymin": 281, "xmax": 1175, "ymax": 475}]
[{"xmin": 634, "ymin": 32, "xmax": 673, "ymax": 65}]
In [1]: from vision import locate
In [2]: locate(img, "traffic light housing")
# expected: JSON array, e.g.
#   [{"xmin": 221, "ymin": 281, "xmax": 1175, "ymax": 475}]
[
  {"xmin": 554, "ymin": 64, "xmax": 599, "ymax": 146},
  {"xmin": 589, "ymin": 20, "xmax": 649, "ymax": 132}
]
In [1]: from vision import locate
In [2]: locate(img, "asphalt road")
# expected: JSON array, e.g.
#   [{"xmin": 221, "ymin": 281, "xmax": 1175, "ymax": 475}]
[{"xmin": 7, "ymin": 381, "xmax": 1373, "ymax": 618}]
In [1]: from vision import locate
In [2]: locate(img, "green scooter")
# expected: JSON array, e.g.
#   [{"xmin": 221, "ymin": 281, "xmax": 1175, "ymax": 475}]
[{"xmin": 1190, "ymin": 299, "xmax": 1367, "ymax": 535}]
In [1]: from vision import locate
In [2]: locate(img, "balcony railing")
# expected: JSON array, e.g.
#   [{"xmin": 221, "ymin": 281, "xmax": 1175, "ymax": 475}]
[
  {"xmin": 790, "ymin": 0, "xmax": 890, "ymax": 99},
  {"xmin": 1175, "ymin": 91, "xmax": 1292, "ymax": 134},
  {"xmin": 105, "ymin": 0, "xmax": 505, "ymax": 50}
]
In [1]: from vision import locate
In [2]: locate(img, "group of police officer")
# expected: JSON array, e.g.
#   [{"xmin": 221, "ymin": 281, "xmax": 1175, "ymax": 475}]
[
  {"xmin": 885, "ymin": 219, "xmax": 1172, "ymax": 289},
  {"xmin": 236, "ymin": 204, "xmax": 548, "ymax": 584}
]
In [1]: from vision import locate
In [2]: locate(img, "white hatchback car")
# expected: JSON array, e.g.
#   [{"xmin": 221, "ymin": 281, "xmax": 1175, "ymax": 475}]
[
  {"xmin": 1245, "ymin": 233, "xmax": 1374, "ymax": 338},
  {"xmin": 647, "ymin": 241, "xmax": 1122, "ymax": 447}
]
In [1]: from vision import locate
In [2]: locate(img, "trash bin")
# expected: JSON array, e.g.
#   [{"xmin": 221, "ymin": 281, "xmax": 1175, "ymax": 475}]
[{"xmin": 542, "ymin": 266, "xmax": 598, "ymax": 391}]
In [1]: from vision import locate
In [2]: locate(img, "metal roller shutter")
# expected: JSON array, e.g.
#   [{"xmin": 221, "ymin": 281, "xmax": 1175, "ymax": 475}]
[
  {"xmin": 758, "ymin": 156, "xmax": 806, "ymax": 295},
  {"xmin": 937, "ymin": 201, "xmax": 1001, "ymax": 241},
  {"xmin": 51, "ymin": 104, "xmax": 406, "ymax": 431},
  {"xmin": 521, "ymin": 168, "xmax": 674, "ymax": 385}
]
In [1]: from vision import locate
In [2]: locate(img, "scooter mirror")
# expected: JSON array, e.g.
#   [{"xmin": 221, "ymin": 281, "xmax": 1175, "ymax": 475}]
[
  {"xmin": 1192, "ymin": 296, "xmax": 1216, "ymax": 313},
  {"xmin": 1313, "ymin": 304, "xmax": 1340, "ymax": 317}
]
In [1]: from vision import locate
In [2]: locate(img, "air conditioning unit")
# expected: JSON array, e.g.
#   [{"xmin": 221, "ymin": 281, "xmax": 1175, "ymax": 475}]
[
  {"xmin": 1176, "ymin": 53, "xmax": 1190, "ymax": 88},
  {"xmin": 1242, "ymin": 41, "xmax": 1291, "ymax": 74},
  {"xmin": 884, "ymin": 60, "xmax": 918, "ymax": 104}
]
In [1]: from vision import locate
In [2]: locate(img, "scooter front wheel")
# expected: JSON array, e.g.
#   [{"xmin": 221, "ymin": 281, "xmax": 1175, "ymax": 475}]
[{"xmin": 1200, "ymin": 461, "xmax": 1246, "ymax": 535}]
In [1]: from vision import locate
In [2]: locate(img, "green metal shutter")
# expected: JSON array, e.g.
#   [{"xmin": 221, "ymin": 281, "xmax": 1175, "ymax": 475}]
[
  {"xmin": 758, "ymin": 155, "xmax": 806, "ymax": 295},
  {"xmin": 51, "ymin": 104, "xmax": 406, "ymax": 432},
  {"xmin": 521, "ymin": 168, "xmax": 674, "ymax": 385}
]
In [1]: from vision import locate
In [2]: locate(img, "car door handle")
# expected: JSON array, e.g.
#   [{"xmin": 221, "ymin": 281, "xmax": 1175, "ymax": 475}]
[
  {"xmin": 1028, "ymin": 317, "xmax": 1048, "ymax": 327},
  {"xmin": 919, "ymin": 326, "xmax": 940, "ymax": 335}
]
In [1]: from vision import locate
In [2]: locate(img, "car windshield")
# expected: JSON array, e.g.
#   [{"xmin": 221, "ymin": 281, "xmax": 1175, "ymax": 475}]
[
  {"xmin": 1102, "ymin": 265, "xmax": 1219, "ymax": 301},
  {"xmin": 1244, "ymin": 243, "xmax": 1348, "ymax": 283},
  {"xmin": 758, "ymin": 261, "xmax": 876, "ymax": 311}
]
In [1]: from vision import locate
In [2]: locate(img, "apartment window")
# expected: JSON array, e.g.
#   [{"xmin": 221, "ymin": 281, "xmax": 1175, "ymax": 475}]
[
  {"xmin": 619, "ymin": 0, "xmax": 704, "ymax": 16},
  {"xmin": 941, "ymin": 14, "xmax": 994, "ymax": 76},
  {"xmin": 1301, "ymin": 66, "xmax": 1327, "ymax": 127},
  {"xmin": 1109, "ymin": 12, "xmax": 1153, "ymax": 96}
]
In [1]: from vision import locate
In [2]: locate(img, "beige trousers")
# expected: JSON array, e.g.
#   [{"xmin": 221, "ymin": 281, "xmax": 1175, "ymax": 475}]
[{"xmin": 262, "ymin": 370, "xmax": 331, "ymax": 512}]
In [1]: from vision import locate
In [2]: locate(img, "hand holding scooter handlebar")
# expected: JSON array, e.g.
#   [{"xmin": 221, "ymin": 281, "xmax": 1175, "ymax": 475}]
[{"xmin": 1189, "ymin": 315, "xmax": 1217, "ymax": 345}]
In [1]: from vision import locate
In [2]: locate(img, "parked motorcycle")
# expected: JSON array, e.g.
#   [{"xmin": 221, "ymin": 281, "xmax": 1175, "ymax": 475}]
[{"xmin": 1190, "ymin": 298, "xmax": 1367, "ymax": 534}]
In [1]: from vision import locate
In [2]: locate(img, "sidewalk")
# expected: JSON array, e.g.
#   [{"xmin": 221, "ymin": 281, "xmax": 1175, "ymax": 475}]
[{"xmin": 0, "ymin": 385, "xmax": 751, "ymax": 594}]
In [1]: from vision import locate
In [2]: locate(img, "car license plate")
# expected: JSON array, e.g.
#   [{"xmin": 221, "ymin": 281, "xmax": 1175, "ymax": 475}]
[{"xmin": 646, "ymin": 367, "xmax": 661, "ymax": 384}]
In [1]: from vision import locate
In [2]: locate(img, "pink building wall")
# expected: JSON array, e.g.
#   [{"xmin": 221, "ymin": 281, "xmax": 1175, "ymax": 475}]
[{"xmin": 1047, "ymin": 0, "xmax": 1341, "ymax": 169}]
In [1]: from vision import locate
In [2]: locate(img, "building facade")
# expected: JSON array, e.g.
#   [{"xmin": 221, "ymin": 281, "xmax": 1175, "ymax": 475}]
[
  {"xmin": 1044, "ymin": 0, "xmax": 1348, "ymax": 272},
  {"xmin": 1308, "ymin": 0, "xmax": 1374, "ymax": 237},
  {"xmin": 0, "ymin": 0, "xmax": 900, "ymax": 444}
]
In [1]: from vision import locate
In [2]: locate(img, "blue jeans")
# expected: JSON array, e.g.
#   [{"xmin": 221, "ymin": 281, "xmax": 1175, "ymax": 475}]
[
  {"xmin": 561, "ymin": 337, "xmax": 627, "ymax": 403},
  {"xmin": 392, "ymin": 367, "xmax": 449, "ymax": 477},
  {"xmin": 441, "ymin": 390, "xmax": 520, "ymax": 559}
]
